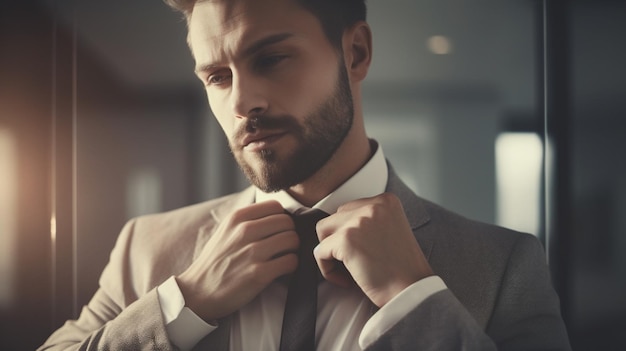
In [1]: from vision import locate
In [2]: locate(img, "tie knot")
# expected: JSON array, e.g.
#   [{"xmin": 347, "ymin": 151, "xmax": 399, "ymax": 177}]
[{"xmin": 291, "ymin": 209, "xmax": 329, "ymax": 236}]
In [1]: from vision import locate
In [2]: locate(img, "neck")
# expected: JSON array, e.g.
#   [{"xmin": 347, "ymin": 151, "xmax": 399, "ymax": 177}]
[{"xmin": 286, "ymin": 112, "xmax": 371, "ymax": 207}]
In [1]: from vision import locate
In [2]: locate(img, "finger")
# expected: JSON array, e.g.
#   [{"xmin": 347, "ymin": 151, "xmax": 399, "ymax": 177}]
[
  {"xmin": 264, "ymin": 252, "xmax": 299, "ymax": 279},
  {"xmin": 315, "ymin": 210, "xmax": 362, "ymax": 242},
  {"xmin": 336, "ymin": 192, "xmax": 400, "ymax": 213},
  {"xmin": 253, "ymin": 230, "xmax": 300, "ymax": 260},
  {"xmin": 313, "ymin": 238, "xmax": 352, "ymax": 287},
  {"xmin": 317, "ymin": 260, "xmax": 353, "ymax": 287},
  {"xmin": 315, "ymin": 213, "xmax": 343, "ymax": 241},
  {"xmin": 246, "ymin": 253, "xmax": 299, "ymax": 288},
  {"xmin": 231, "ymin": 200, "xmax": 285, "ymax": 222},
  {"xmin": 335, "ymin": 195, "xmax": 377, "ymax": 212},
  {"xmin": 241, "ymin": 213, "xmax": 294, "ymax": 242}
]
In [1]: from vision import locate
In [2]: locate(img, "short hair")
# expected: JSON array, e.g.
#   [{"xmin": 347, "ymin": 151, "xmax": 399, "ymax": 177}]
[{"xmin": 163, "ymin": 0, "xmax": 367, "ymax": 50}]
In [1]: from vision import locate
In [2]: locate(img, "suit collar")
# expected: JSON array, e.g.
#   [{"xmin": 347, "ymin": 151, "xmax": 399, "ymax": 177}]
[
  {"xmin": 199, "ymin": 163, "xmax": 429, "ymax": 225},
  {"xmin": 385, "ymin": 163, "xmax": 430, "ymax": 230},
  {"xmin": 385, "ymin": 162, "xmax": 433, "ymax": 259},
  {"xmin": 211, "ymin": 187, "xmax": 256, "ymax": 222},
  {"xmin": 193, "ymin": 187, "xmax": 255, "ymax": 260},
  {"xmin": 194, "ymin": 163, "xmax": 433, "ymax": 260}
]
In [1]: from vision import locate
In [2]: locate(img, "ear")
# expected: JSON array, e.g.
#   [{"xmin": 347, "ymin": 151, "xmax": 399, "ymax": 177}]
[{"xmin": 342, "ymin": 21, "xmax": 372, "ymax": 83}]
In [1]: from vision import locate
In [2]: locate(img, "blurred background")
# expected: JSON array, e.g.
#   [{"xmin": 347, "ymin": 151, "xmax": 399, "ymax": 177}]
[{"xmin": 1, "ymin": 0, "xmax": 625, "ymax": 349}]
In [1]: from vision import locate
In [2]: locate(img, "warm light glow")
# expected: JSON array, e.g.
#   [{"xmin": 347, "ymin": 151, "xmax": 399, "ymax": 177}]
[
  {"xmin": 495, "ymin": 132, "xmax": 543, "ymax": 235},
  {"xmin": 427, "ymin": 35, "xmax": 453, "ymax": 55},
  {"xmin": 50, "ymin": 213, "xmax": 57, "ymax": 244},
  {"xmin": 0, "ymin": 129, "xmax": 17, "ymax": 308}
]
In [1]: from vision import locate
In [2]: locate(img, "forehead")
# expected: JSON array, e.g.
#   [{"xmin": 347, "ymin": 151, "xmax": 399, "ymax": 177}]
[{"xmin": 188, "ymin": 0, "xmax": 323, "ymax": 60}]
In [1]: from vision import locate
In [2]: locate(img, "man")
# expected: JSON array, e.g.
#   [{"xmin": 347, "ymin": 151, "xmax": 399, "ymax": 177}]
[{"xmin": 39, "ymin": 0, "xmax": 571, "ymax": 350}]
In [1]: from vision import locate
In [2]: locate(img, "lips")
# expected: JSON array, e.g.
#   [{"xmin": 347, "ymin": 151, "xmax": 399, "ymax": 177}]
[{"xmin": 241, "ymin": 131, "xmax": 287, "ymax": 151}]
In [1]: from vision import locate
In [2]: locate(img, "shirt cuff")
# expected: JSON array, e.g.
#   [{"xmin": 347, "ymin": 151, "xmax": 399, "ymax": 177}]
[
  {"xmin": 358, "ymin": 275, "xmax": 447, "ymax": 349},
  {"xmin": 157, "ymin": 276, "xmax": 217, "ymax": 351}
]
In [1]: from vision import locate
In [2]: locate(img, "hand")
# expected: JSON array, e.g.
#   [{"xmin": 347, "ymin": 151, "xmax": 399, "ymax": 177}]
[
  {"xmin": 176, "ymin": 200, "xmax": 298, "ymax": 322},
  {"xmin": 314, "ymin": 193, "xmax": 433, "ymax": 307}
]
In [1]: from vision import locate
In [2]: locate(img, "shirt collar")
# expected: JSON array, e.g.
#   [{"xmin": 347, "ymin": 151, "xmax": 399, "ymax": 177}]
[{"xmin": 255, "ymin": 140, "xmax": 388, "ymax": 214}]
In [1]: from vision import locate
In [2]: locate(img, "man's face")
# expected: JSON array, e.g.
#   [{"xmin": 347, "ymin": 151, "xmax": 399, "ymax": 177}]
[{"xmin": 188, "ymin": 0, "xmax": 354, "ymax": 192}]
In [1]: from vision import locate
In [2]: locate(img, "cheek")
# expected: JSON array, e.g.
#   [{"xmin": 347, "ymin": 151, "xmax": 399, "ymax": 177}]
[
  {"xmin": 207, "ymin": 95, "xmax": 235, "ymax": 138},
  {"xmin": 216, "ymin": 115, "xmax": 233, "ymax": 137},
  {"xmin": 275, "ymin": 66, "xmax": 336, "ymax": 116},
  {"xmin": 302, "ymin": 59, "xmax": 338, "ymax": 96}
]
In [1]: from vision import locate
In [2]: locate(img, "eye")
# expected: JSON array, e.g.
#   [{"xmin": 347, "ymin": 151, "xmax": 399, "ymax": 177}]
[
  {"xmin": 206, "ymin": 70, "xmax": 232, "ymax": 86},
  {"xmin": 256, "ymin": 54, "xmax": 287, "ymax": 70}
]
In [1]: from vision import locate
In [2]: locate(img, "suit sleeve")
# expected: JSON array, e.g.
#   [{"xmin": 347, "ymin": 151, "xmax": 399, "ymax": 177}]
[
  {"xmin": 365, "ymin": 234, "xmax": 571, "ymax": 351},
  {"xmin": 37, "ymin": 219, "xmax": 177, "ymax": 351},
  {"xmin": 485, "ymin": 234, "xmax": 571, "ymax": 350},
  {"xmin": 364, "ymin": 288, "xmax": 497, "ymax": 351}
]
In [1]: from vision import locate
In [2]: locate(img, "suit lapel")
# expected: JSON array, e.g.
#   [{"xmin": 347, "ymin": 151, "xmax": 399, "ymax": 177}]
[
  {"xmin": 193, "ymin": 187, "xmax": 256, "ymax": 260},
  {"xmin": 385, "ymin": 163, "xmax": 434, "ymax": 261}
]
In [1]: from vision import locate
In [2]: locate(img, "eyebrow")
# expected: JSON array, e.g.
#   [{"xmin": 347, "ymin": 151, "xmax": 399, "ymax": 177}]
[
  {"xmin": 242, "ymin": 32, "xmax": 293, "ymax": 57},
  {"xmin": 195, "ymin": 32, "xmax": 294, "ymax": 73}
]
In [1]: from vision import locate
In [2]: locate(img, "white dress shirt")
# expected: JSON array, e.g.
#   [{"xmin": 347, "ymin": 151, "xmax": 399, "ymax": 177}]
[{"xmin": 157, "ymin": 143, "xmax": 447, "ymax": 350}]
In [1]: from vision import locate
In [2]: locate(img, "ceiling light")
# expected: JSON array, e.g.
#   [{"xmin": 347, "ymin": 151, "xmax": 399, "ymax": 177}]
[{"xmin": 427, "ymin": 35, "xmax": 453, "ymax": 55}]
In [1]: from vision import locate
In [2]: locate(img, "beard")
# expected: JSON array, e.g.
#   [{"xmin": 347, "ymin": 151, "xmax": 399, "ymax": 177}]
[{"xmin": 230, "ymin": 62, "xmax": 354, "ymax": 192}]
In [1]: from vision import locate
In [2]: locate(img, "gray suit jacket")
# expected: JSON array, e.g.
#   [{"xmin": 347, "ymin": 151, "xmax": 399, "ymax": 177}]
[{"xmin": 39, "ymin": 167, "xmax": 571, "ymax": 350}]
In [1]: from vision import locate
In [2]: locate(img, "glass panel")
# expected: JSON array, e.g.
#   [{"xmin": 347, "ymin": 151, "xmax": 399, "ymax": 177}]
[{"xmin": 564, "ymin": 0, "xmax": 626, "ymax": 347}]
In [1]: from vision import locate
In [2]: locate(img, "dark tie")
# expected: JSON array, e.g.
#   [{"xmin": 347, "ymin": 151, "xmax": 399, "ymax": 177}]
[{"xmin": 279, "ymin": 209, "xmax": 329, "ymax": 351}]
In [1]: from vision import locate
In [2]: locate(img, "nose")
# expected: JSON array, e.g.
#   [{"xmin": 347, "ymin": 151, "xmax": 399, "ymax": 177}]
[{"xmin": 230, "ymin": 71, "xmax": 268, "ymax": 119}]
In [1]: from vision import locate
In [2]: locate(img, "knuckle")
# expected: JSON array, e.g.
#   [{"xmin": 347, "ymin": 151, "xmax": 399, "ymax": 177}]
[
  {"xmin": 273, "ymin": 201, "xmax": 286, "ymax": 213},
  {"xmin": 248, "ymin": 263, "xmax": 268, "ymax": 283},
  {"xmin": 343, "ymin": 227, "xmax": 360, "ymax": 245},
  {"xmin": 229, "ymin": 207, "xmax": 248, "ymax": 223},
  {"xmin": 337, "ymin": 202, "xmax": 349, "ymax": 212},
  {"xmin": 245, "ymin": 243, "xmax": 258, "ymax": 259},
  {"xmin": 379, "ymin": 192, "xmax": 394, "ymax": 202},
  {"xmin": 237, "ymin": 221, "xmax": 254, "ymax": 236},
  {"xmin": 356, "ymin": 215, "xmax": 371, "ymax": 227},
  {"xmin": 261, "ymin": 199, "xmax": 284, "ymax": 214},
  {"xmin": 360, "ymin": 201, "xmax": 380, "ymax": 218},
  {"xmin": 381, "ymin": 192, "xmax": 401, "ymax": 208},
  {"xmin": 358, "ymin": 203, "xmax": 379, "ymax": 221}
]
